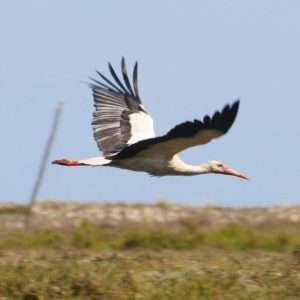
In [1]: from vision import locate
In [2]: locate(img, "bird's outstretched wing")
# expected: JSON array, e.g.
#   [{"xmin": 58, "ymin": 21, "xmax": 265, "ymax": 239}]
[
  {"xmin": 114, "ymin": 101, "xmax": 240, "ymax": 160},
  {"xmin": 90, "ymin": 58, "xmax": 155, "ymax": 158}
]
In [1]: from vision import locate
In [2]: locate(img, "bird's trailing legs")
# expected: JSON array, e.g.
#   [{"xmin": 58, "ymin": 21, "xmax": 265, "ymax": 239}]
[
  {"xmin": 52, "ymin": 157, "xmax": 111, "ymax": 166},
  {"xmin": 52, "ymin": 159, "xmax": 84, "ymax": 166}
]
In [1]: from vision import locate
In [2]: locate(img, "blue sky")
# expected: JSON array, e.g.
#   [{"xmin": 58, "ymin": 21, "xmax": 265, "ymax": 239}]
[{"xmin": 1, "ymin": 0, "xmax": 299, "ymax": 206}]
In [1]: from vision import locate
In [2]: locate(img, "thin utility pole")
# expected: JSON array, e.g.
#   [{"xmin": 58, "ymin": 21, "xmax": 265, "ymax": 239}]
[{"xmin": 25, "ymin": 102, "xmax": 63, "ymax": 227}]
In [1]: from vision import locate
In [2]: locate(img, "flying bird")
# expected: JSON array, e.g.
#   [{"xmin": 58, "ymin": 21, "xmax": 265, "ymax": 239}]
[{"xmin": 53, "ymin": 58, "xmax": 248, "ymax": 179}]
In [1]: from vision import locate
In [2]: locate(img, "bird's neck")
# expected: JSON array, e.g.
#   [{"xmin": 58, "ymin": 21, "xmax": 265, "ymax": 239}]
[{"xmin": 170, "ymin": 155, "xmax": 211, "ymax": 176}]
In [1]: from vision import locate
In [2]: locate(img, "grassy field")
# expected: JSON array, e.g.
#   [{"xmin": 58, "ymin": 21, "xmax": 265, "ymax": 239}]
[{"xmin": 0, "ymin": 202, "xmax": 300, "ymax": 299}]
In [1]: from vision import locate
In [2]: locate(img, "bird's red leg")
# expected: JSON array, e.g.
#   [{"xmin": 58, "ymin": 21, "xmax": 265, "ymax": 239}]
[{"xmin": 52, "ymin": 159, "xmax": 85, "ymax": 166}]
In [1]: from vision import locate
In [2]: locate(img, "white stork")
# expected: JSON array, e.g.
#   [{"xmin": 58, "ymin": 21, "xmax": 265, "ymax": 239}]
[{"xmin": 53, "ymin": 58, "xmax": 248, "ymax": 179}]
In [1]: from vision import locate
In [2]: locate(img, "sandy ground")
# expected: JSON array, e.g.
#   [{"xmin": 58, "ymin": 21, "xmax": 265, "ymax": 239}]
[{"xmin": 1, "ymin": 200, "xmax": 300, "ymax": 229}]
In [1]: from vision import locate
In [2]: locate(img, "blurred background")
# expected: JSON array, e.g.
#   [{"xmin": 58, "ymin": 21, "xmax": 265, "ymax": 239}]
[
  {"xmin": 1, "ymin": 0, "xmax": 299, "ymax": 206},
  {"xmin": 1, "ymin": 2, "xmax": 300, "ymax": 299}
]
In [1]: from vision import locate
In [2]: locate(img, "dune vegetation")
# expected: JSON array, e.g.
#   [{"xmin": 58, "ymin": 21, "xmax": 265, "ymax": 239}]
[{"xmin": 0, "ymin": 202, "xmax": 299, "ymax": 299}]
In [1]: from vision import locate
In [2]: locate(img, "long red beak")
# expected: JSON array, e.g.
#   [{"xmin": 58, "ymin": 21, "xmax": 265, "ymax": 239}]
[{"xmin": 222, "ymin": 167, "xmax": 249, "ymax": 180}]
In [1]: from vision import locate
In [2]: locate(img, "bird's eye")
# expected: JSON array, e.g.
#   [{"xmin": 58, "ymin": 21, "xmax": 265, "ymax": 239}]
[{"xmin": 217, "ymin": 163, "xmax": 223, "ymax": 168}]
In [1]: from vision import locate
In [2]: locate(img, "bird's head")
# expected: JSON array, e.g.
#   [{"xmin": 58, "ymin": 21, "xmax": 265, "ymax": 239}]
[{"xmin": 207, "ymin": 160, "xmax": 248, "ymax": 180}]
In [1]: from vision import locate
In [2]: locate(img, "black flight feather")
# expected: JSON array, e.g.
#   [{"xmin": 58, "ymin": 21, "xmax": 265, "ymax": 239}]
[
  {"xmin": 121, "ymin": 57, "xmax": 135, "ymax": 96},
  {"xmin": 108, "ymin": 62, "xmax": 129, "ymax": 94},
  {"xmin": 114, "ymin": 100, "xmax": 240, "ymax": 159},
  {"xmin": 133, "ymin": 62, "xmax": 140, "ymax": 102},
  {"xmin": 95, "ymin": 70, "xmax": 123, "ymax": 94}
]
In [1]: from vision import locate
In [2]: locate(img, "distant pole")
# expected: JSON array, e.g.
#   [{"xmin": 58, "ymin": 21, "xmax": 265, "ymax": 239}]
[{"xmin": 25, "ymin": 102, "xmax": 63, "ymax": 226}]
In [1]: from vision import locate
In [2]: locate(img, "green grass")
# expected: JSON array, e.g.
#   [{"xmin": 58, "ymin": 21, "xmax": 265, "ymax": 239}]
[
  {"xmin": 0, "ymin": 249, "xmax": 299, "ymax": 300},
  {"xmin": 0, "ymin": 220, "xmax": 299, "ymax": 252},
  {"xmin": 0, "ymin": 218, "xmax": 300, "ymax": 299},
  {"xmin": 0, "ymin": 204, "xmax": 29, "ymax": 215}
]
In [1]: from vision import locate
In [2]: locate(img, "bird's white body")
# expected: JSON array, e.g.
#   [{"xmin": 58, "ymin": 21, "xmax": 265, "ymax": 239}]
[
  {"xmin": 109, "ymin": 155, "xmax": 208, "ymax": 176},
  {"xmin": 53, "ymin": 58, "xmax": 248, "ymax": 180}
]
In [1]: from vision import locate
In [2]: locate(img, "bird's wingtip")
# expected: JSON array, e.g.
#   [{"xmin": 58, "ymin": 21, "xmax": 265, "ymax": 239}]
[{"xmin": 233, "ymin": 98, "xmax": 240, "ymax": 107}]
